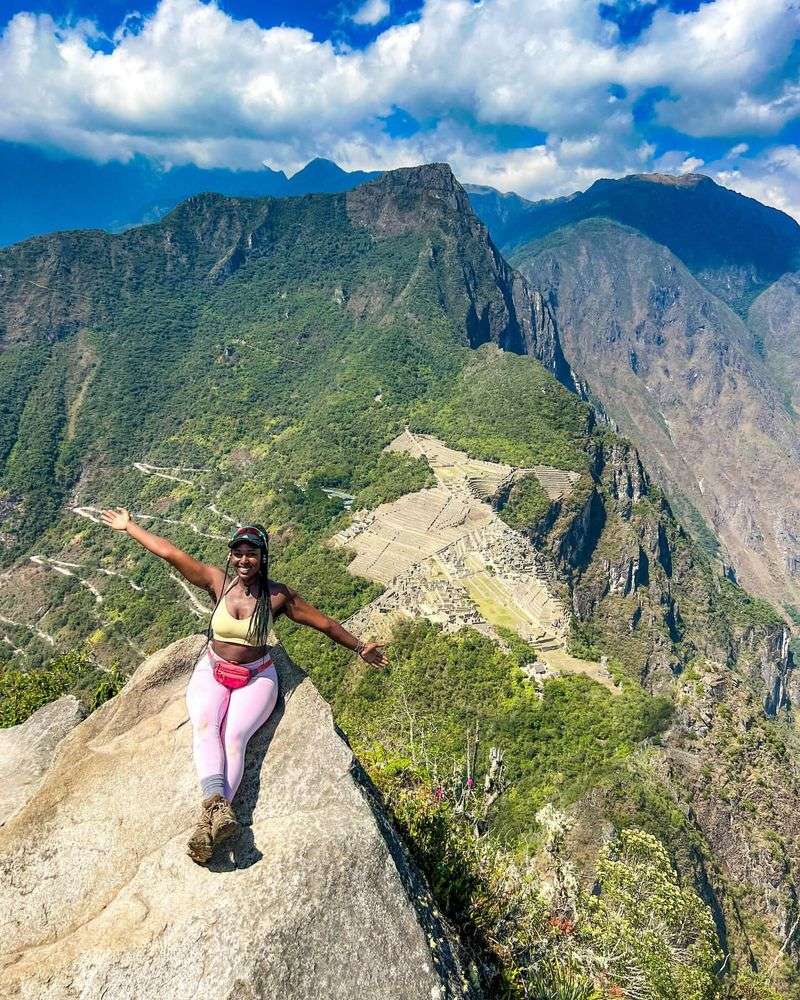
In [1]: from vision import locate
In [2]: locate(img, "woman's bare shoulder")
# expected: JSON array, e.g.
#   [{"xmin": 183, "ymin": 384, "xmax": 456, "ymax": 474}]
[{"xmin": 268, "ymin": 580, "xmax": 297, "ymax": 612}]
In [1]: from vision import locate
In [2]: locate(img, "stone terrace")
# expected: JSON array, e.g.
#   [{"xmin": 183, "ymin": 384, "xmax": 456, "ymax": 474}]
[{"xmin": 332, "ymin": 431, "xmax": 615, "ymax": 690}]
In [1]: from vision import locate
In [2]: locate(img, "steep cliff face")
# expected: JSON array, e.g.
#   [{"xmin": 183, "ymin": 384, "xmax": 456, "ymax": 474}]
[
  {"xmin": 345, "ymin": 164, "xmax": 569, "ymax": 372},
  {"xmin": 534, "ymin": 432, "xmax": 793, "ymax": 702},
  {"xmin": 748, "ymin": 272, "xmax": 800, "ymax": 417},
  {"xmin": 0, "ymin": 636, "xmax": 480, "ymax": 1000},
  {"xmin": 513, "ymin": 217, "xmax": 800, "ymax": 614},
  {"xmin": 467, "ymin": 173, "xmax": 800, "ymax": 619}
]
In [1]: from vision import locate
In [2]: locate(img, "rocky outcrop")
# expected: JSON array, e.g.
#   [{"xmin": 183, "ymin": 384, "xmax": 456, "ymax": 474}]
[
  {"xmin": 506, "ymin": 273, "xmax": 572, "ymax": 384},
  {"xmin": 0, "ymin": 695, "xmax": 84, "ymax": 825},
  {"xmin": 346, "ymin": 163, "xmax": 476, "ymax": 238},
  {"xmin": 0, "ymin": 636, "xmax": 479, "ymax": 1000},
  {"xmin": 592, "ymin": 438, "xmax": 648, "ymax": 516},
  {"xmin": 754, "ymin": 622, "xmax": 797, "ymax": 716}
]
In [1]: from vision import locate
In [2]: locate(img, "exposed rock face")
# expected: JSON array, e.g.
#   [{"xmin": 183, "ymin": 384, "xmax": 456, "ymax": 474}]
[
  {"xmin": 748, "ymin": 271, "xmax": 800, "ymax": 414},
  {"xmin": 522, "ymin": 430, "xmax": 800, "ymax": 974},
  {"xmin": 0, "ymin": 233, "xmax": 109, "ymax": 344},
  {"xmin": 755, "ymin": 622, "xmax": 797, "ymax": 716},
  {"xmin": 516, "ymin": 217, "xmax": 800, "ymax": 613},
  {"xmin": 346, "ymin": 163, "xmax": 475, "ymax": 238},
  {"xmin": 0, "ymin": 695, "xmax": 84, "ymax": 825},
  {"xmin": 346, "ymin": 164, "xmax": 570, "ymax": 375},
  {"xmin": 0, "ymin": 636, "xmax": 479, "ymax": 1000}
]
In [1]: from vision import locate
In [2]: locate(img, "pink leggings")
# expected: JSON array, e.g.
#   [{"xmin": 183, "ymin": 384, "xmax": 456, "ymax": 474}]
[{"xmin": 185, "ymin": 648, "xmax": 279, "ymax": 802}]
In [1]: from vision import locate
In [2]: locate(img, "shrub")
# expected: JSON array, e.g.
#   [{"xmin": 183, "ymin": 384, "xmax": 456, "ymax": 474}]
[{"xmin": 0, "ymin": 650, "xmax": 127, "ymax": 727}]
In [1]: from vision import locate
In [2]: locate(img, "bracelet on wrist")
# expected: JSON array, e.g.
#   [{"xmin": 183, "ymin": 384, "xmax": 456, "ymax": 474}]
[{"xmin": 354, "ymin": 640, "xmax": 366, "ymax": 657}]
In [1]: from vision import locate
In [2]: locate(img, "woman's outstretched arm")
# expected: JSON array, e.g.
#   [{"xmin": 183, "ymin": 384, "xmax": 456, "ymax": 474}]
[
  {"xmin": 275, "ymin": 583, "xmax": 388, "ymax": 667},
  {"xmin": 101, "ymin": 507, "xmax": 222, "ymax": 601}
]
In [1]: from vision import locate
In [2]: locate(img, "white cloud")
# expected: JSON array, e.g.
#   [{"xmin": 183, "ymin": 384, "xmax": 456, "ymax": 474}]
[
  {"xmin": 623, "ymin": 0, "xmax": 800, "ymax": 136},
  {"xmin": 0, "ymin": 0, "xmax": 798, "ymax": 215},
  {"xmin": 708, "ymin": 145, "xmax": 800, "ymax": 221},
  {"xmin": 679, "ymin": 156, "xmax": 705, "ymax": 174},
  {"xmin": 327, "ymin": 123, "xmax": 656, "ymax": 202},
  {"xmin": 351, "ymin": 0, "xmax": 391, "ymax": 27}
]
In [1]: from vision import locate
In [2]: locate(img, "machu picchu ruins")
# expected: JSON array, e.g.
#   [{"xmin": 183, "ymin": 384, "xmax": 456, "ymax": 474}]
[{"xmin": 334, "ymin": 430, "xmax": 616, "ymax": 690}]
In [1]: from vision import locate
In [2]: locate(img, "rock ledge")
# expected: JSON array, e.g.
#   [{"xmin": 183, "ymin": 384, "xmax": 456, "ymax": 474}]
[{"xmin": 0, "ymin": 636, "xmax": 479, "ymax": 1000}]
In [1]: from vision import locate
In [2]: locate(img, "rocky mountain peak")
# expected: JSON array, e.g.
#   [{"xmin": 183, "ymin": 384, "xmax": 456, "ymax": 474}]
[
  {"xmin": 613, "ymin": 171, "xmax": 713, "ymax": 188},
  {"xmin": 346, "ymin": 162, "xmax": 473, "ymax": 236}
]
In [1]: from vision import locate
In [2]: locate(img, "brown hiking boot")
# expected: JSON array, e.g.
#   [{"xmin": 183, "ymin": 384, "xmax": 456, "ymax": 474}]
[
  {"xmin": 186, "ymin": 802, "xmax": 214, "ymax": 865},
  {"xmin": 205, "ymin": 793, "xmax": 239, "ymax": 845}
]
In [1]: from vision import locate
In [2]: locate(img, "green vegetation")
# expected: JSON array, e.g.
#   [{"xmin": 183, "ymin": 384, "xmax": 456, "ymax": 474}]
[
  {"xmin": 668, "ymin": 488, "xmax": 722, "ymax": 559},
  {"xmin": 1, "ymin": 176, "xmax": 796, "ymax": 996},
  {"xmin": 350, "ymin": 451, "xmax": 434, "ymax": 509},
  {"xmin": 325, "ymin": 620, "xmax": 673, "ymax": 840},
  {"xmin": 0, "ymin": 649, "xmax": 127, "ymax": 727},
  {"xmin": 0, "ymin": 181, "xmax": 593, "ymax": 673},
  {"xmin": 0, "ymin": 343, "xmax": 49, "ymax": 466},
  {"xmin": 499, "ymin": 472, "xmax": 552, "ymax": 528},
  {"xmin": 715, "ymin": 578, "xmax": 784, "ymax": 630},
  {"xmin": 363, "ymin": 742, "xmax": 760, "ymax": 1000},
  {"xmin": 412, "ymin": 347, "xmax": 592, "ymax": 471},
  {"xmin": 4, "ymin": 347, "xmax": 69, "ymax": 549}
]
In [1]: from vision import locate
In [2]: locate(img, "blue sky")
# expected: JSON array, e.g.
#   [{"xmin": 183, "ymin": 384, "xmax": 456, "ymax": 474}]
[
  {"xmin": 0, "ymin": 0, "xmax": 713, "ymax": 42},
  {"xmin": 2, "ymin": 0, "xmax": 800, "ymax": 216}
]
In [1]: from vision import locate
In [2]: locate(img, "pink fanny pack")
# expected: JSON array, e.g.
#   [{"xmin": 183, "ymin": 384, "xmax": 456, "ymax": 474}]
[{"xmin": 212, "ymin": 653, "xmax": 273, "ymax": 690}]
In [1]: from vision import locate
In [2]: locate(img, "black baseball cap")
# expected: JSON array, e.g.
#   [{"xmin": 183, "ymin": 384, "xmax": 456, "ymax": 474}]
[{"xmin": 228, "ymin": 525, "xmax": 268, "ymax": 549}]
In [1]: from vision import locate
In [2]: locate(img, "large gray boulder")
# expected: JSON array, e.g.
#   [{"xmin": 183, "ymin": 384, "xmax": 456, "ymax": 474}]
[
  {"xmin": 0, "ymin": 694, "xmax": 85, "ymax": 826},
  {"xmin": 0, "ymin": 636, "xmax": 480, "ymax": 1000}
]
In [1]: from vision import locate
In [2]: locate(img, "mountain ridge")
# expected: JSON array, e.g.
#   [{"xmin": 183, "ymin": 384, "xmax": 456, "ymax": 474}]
[
  {"xmin": 469, "ymin": 170, "xmax": 800, "ymax": 312},
  {"xmin": 0, "ymin": 142, "xmax": 382, "ymax": 248},
  {"xmin": 464, "ymin": 172, "xmax": 800, "ymax": 617},
  {"xmin": 3, "ymin": 162, "xmax": 800, "ymax": 992}
]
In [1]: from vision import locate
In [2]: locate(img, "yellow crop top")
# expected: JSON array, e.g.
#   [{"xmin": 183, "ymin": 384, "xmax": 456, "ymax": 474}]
[{"xmin": 210, "ymin": 597, "xmax": 273, "ymax": 647}]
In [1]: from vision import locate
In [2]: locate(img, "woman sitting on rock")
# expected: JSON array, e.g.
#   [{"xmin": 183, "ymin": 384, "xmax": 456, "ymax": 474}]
[{"xmin": 101, "ymin": 510, "xmax": 388, "ymax": 864}]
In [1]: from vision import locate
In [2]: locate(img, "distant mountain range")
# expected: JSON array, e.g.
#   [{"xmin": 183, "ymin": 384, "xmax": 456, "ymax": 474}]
[
  {"xmin": 0, "ymin": 141, "xmax": 380, "ymax": 247},
  {"xmin": 466, "ymin": 172, "xmax": 800, "ymax": 313},
  {"xmin": 466, "ymin": 172, "xmax": 800, "ymax": 617}
]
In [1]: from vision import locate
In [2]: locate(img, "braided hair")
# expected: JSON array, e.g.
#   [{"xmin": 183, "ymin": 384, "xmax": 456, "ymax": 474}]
[{"xmin": 244, "ymin": 523, "xmax": 272, "ymax": 647}]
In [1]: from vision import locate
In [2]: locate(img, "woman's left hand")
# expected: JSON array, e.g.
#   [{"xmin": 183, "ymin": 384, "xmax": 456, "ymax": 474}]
[{"xmin": 359, "ymin": 642, "xmax": 389, "ymax": 667}]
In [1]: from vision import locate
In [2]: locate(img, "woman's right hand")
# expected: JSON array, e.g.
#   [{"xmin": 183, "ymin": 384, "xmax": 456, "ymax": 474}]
[{"xmin": 101, "ymin": 507, "xmax": 132, "ymax": 532}]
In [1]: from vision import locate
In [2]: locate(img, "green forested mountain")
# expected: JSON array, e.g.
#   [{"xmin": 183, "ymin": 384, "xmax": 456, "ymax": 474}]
[
  {"xmin": 1, "ymin": 164, "xmax": 799, "ymax": 997},
  {"xmin": 0, "ymin": 142, "xmax": 381, "ymax": 247}
]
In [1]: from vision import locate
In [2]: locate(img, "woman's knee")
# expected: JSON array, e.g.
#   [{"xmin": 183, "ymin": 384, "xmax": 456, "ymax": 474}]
[
  {"xmin": 192, "ymin": 712, "xmax": 222, "ymax": 738},
  {"xmin": 221, "ymin": 722, "xmax": 250, "ymax": 751}
]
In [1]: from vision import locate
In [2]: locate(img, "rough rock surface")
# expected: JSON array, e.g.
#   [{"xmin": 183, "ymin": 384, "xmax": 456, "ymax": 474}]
[
  {"xmin": 0, "ymin": 695, "xmax": 85, "ymax": 825},
  {"xmin": 749, "ymin": 271, "xmax": 800, "ymax": 415},
  {"xmin": 0, "ymin": 636, "xmax": 479, "ymax": 1000}
]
